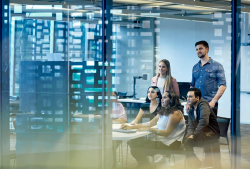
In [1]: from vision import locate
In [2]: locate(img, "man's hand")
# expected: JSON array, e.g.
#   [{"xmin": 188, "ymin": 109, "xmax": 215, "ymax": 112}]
[
  {"xmin": 209, "ymin": 101, "xmax": 216, "ymax": 108},
  {"xmin": 188, "ymin": 135, "xmax": 194, "ymax": 139},
  {"xmin": 186, "ymin": 104, "xmax": 190, "ymax": 114}
]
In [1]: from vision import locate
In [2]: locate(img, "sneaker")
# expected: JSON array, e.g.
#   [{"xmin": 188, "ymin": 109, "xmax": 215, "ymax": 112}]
[
  {"xmin": 154, "ymin": 156, "xmax": 171, "ymax": 166},
  {"xmin": 154, "ymin": 156, "xmax": 165, "ymax": 163},
  {"xmin": 166, "ymin": 157, "xmax": 171, "ymax": 166}
]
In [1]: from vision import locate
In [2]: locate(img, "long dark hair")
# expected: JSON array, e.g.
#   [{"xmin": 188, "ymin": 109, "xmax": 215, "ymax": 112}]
[
  {"xmin": 145, "ymin": 86, "xmax": 162, "ymax": 103},
  {"xmin": 158, "ymin": 91, "xmax": 183, "ymax": 116}
]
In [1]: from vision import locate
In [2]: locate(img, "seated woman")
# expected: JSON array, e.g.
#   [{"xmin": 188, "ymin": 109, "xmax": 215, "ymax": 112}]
[
  {"xmin": 121, "ymin": 91, "xmax": 186, "ymax": 169},
  {"xmin": 130, "ymin": 86, "xmax": 162, "ymax": 125},
  {"xmin": 112, "ymin": 91, "xmax": 127, "ymax": 123}
]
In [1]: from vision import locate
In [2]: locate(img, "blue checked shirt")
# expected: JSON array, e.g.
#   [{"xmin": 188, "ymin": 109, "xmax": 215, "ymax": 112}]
[{"xmin": 191, "ymin": 58, "xmax": 226, "ymax": 103}]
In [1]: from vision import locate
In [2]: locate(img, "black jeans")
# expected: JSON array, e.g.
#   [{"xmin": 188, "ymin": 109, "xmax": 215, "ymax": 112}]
[
  {"xmin": 184, "ymin": 137, "xmax": 221, "ymax": 167},
  {"xmin": 212, "ymin": 103, "xmax": 218, "ymax": 117},
  {"xmin": 129, "ymin": 137, "xmax": 181, "ymax": 166}
]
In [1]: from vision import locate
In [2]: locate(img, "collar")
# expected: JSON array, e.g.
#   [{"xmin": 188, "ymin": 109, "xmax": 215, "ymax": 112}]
[
  {"xmin": 194, "ymin": 106, "xmax": 197, "ymax": 111},
  {"xmin": 192, "ymin": 101, "xmax": 199, "ymax": 111},
  {"xmin": 198, "ymin": 57, "xmax": 213, "ymax": 66}
]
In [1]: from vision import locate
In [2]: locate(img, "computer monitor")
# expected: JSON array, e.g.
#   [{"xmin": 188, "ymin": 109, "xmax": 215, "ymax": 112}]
[{"xmin": 178, "ymin": 82, "xmax": 190, "ymax": 101}]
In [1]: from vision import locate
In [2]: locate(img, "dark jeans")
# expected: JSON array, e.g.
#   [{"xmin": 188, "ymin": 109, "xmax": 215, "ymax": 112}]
[
  {"xmin": 129, "ymin": 137, "xmax": 181, "ymax": 166},
  {"xmin": 184, "ymin": 137, "xmax": 221, "ymax": 168},
  {"xmin": 212, "ymin": 103, "xmax": 218, "ymax": 117}
]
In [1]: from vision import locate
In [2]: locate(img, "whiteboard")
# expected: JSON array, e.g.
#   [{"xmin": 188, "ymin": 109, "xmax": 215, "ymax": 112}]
[{"xmin": 241, "ymin": 46, "xmax": 250, "ymax": 92}]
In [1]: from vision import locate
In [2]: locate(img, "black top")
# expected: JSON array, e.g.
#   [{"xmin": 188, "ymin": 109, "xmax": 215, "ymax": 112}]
[
  {"xmin": 186, "ymin": 98, "xmax": 220, "ymax": 140},
  {"xmin": 139, "ymin": 103, "xmax": 161, "ymax": 123}
]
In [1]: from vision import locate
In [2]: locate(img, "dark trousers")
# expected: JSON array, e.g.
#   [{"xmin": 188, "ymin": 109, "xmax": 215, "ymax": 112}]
[
  {"xmin": 184, "ymin": 137, "xmax": 221, "ymax": 167},
  {"xmin": 212, "ymin": 103, "xmax": 218, "ymax": 117},
  {"xmin": 129, "ymin": 137, "xmax": 181, "ymax": 166}
]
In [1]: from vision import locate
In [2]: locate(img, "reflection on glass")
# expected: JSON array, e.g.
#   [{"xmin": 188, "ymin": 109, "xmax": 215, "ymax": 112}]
[{"xmin": 4, "ymin": 0, "xmax": 249, "ymax": 169}]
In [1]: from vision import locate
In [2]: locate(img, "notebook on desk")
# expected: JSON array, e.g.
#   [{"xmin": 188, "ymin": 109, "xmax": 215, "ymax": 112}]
[{"xmin": 112, "ymin": 129, "xmax": 137, "ymax": 133}]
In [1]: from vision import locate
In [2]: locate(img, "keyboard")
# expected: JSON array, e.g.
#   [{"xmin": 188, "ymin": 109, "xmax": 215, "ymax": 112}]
[{"xmin": 112, "ymin": 129, "xmax": 137, "ymax": 133}]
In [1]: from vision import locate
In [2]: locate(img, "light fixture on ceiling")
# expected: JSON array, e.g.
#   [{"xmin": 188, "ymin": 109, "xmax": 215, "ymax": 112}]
[
  {"xmin": 84, "ymin": 5, "xmax": 101, "ymax": 10},
  {"xmin": 160, "ymin": 13, "xmax": 218, "ymax": 23}
]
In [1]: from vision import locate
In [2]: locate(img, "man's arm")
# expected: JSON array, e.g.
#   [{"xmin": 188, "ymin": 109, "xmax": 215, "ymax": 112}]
[
  {"xmin": 209, "ymin": 85, "xmax": 226, "ymax": 108},
  {"xmin": 186, "ymin": 109, "xmax": 195, "ymax": 138},
  {"xmin": 209, "ymin": 63, "xmax": 227, "ymax": 108},
  {"xmin": 193, "ymin": 102, "xmax": 210, "ymax": 139},
  {"xmin": 190, "ymin": 67, "xmax": 195, "ymax": 88}
]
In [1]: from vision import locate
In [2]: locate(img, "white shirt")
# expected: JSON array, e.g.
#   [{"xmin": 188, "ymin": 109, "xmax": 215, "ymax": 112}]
[
  {"xmin": 157, "ymin": 77, "xmax": 166, "ymax": 95},
  {"xmin": 156, "ymin": 112, "xmax": 186, "ymax": 146},
  {"xmin": 194, "ymin": 107, "xmax": 197, "ymax": 119}
]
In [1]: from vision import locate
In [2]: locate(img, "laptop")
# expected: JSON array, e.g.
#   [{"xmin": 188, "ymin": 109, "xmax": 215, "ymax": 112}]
[{"xmin": 112, "ymin": 128, "xmax": 137, "ymax": 133}]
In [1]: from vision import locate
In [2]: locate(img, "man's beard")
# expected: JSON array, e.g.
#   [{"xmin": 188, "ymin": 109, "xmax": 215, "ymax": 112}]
[{"xmin": 198, "ymin": 53, "xmax": 205, "ymax": 58}]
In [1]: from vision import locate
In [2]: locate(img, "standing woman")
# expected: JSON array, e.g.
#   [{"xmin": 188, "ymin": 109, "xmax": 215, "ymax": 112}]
[
  {"xmin": 130, "ymin": 86, "xmax": 162, "ymax": 125},
  {"xmin": 151, "ymin": 59, "xmax": 179, "ymax": 96}
]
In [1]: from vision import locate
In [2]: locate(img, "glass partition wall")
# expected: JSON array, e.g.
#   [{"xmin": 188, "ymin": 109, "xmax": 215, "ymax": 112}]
[
  {"xmin": 0, "ymin": 0, "xmax": 249, "ymax": 169},
  {"xmin": 7, "ymin": 1, "xmax": 113, "ymax": 168}
]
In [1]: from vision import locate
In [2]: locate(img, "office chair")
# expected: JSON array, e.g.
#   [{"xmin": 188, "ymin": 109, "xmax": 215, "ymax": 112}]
[
  {"xmin": 217, "ymin": 116, "xmax": 231, "ymax": 155},
  {"xmin": 117, "ymin": 92, "xmax": 127, "ymax": 97}
]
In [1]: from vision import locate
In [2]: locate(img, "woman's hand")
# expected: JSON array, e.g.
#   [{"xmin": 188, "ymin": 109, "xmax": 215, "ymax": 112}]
[
  {"xmin": 130, "ymin": 120, "xmax": 137, "ymax": 125},
  {"xmin": 120, "ymin": 124, "xmax": 133, "ymax": 130},
  {"xmin": 137, "ymin": 127, "xmax": 151, "ymax": 132}
]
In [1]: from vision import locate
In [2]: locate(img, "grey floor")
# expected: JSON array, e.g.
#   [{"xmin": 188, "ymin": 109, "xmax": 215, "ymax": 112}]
[
  {"xmin": 114, "ymin": 124, "xmax": 250, "ymax": 169},
  {"xmin": 9, "ymin": 124, "xmax": 250, "ymax": 169}
]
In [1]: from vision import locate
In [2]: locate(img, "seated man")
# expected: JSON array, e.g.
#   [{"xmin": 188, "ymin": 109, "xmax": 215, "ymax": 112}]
[{"xmin": 184, "ymin": 88, "xmax": 221, "ymax": 169}]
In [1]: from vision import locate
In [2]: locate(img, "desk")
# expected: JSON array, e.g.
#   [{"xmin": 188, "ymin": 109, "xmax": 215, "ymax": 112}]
[
  {"xmin": 112, "ymin": 123, "xmax": 150, "ymax": 168},
  {"xmin": 118, "ymin": 99, "xmax": 188, "ymax": 121},
  {"xmin": 112, "ymin": 124, "xmax": 150, "ymax": 141},
  {"xmin": 118, "ymin": 99, "xmax": 146, "ymax": 104},
  {"xmin": 118, "ymin": 98, "xmax": 187, "ymax": 106},
  {"xmin": 73, "ymin": 114, "xmax": 102, "ymax": 118}
]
